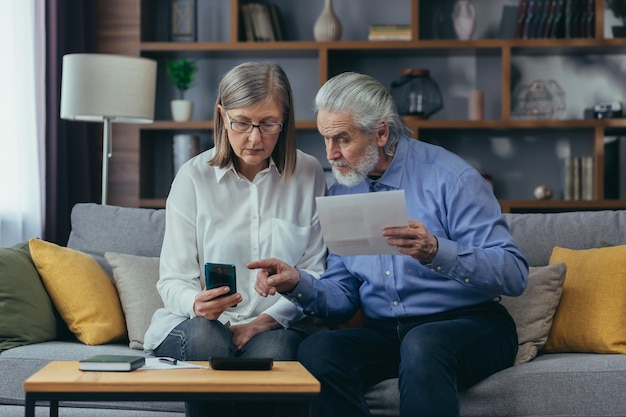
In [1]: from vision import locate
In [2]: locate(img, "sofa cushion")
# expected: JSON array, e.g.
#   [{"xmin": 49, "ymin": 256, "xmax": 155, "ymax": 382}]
[
  {"xmin": 0, "ymin": 242, "xmax": 57, "ymax": 351},
  {"xmin": 67, "ymin": 203, "xmax": 165, "ymax": 276},
  {"xmin": 500, "ymin": 263, "xmax": 567, "ymax": 365},
  {"xmin": 28, "ymin": 239, "xmax": 127, "ymax": 345},
  {"xmin": 544, "ymin": 244, "xmax": 626, "ymax": 353},
  {"xmin": 365, "ymin": 353, "xmax": 626, "ymax": 417},
  {"xmin": 0, "ymin": 341, "xmax": 183, "ymax": 414},
  {"xmin": 105, "ymin": 252, "xmax": 163, "ymax": 350},
  {"xmin": 503, "ymin": 210, "xmax": 626, "ymax": 266}
]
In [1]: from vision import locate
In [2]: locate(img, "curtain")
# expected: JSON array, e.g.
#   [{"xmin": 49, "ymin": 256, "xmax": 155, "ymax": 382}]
[
  {"xmin": 44, "ymin": 0, "xmax": 99, "ymax": 245},
  {"xmin": 0, "ymin": 0, "xmax": 45, "ymax": 247}
]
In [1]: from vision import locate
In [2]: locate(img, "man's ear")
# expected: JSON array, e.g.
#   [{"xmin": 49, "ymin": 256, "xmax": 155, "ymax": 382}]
[{"xmin": 375, "ymin": 120, "xmax": 390, "ymax": 148}]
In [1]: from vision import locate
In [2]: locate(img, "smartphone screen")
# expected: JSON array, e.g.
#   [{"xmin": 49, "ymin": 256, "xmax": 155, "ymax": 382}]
[{"xmin": 205, "ymin": 262, "xmax": 237, "ymax": 297}]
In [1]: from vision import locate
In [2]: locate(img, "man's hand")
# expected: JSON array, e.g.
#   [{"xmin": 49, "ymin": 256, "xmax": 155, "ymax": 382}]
[
  {"xmin": 229, "ymin": 314, "xmax": 280, "ymax": 351},
  {"xmin": 383, "ymin": 220, "xmax": 438, "ymax": 263},
  {"xmin": 247, "ymin": 258, "xmax": 300, "ymax": 297},
  {"xmin": 193, "ymin": 286, "xmax": 242, "ymax": 320}
]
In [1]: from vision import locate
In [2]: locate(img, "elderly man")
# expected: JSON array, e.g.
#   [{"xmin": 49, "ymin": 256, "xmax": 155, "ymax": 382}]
[{"xmin": 248, "ymin": 72, "xmax": 528, "ymax": 417}]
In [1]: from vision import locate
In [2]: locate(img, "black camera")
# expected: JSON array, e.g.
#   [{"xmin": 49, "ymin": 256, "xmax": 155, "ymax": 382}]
[{"xmin": 584, "ymin": 101, "xmax": 623, "ymax": 119}]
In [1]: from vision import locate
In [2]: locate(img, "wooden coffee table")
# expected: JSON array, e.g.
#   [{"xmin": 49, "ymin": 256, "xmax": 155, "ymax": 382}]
[{"xmin": 23, "ymin": 360, "xmax": 320, "ymax": 417}]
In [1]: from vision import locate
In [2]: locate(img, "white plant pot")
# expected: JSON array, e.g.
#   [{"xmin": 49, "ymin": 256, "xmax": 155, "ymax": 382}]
[{"xmin": 171, "ymin": 99, "xmax": 193, "ymax": 121}]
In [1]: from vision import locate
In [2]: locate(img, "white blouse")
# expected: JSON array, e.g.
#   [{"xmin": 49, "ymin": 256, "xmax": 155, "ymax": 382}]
[{"xmin": 143, "ymin": 148, "xmax": 327, "ymax": 351}]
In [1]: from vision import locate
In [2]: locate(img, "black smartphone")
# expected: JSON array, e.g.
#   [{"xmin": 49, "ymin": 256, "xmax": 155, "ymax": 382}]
[
  {"xmin": 205, "ymin": 262, "xmax": 237, "ymax": 306},
  {"xmin": 209, "ymin": 357, "xmax": 273, "ymax": 371}
]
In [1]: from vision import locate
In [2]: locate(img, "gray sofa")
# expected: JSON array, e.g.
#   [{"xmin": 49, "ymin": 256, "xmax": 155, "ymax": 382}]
[{"xmin": 2, "ymin": 203, "xmax": 626, "ymax": 417}]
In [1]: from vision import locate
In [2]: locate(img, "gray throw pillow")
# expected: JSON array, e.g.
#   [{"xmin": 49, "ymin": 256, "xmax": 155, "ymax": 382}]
[
  {"xmin": 500, "ymin": 263, "xmax": 567, "ymax": 365},
  {"xmin": 105, "ymin": 252, "xmax": 163, "ymax": 350}
]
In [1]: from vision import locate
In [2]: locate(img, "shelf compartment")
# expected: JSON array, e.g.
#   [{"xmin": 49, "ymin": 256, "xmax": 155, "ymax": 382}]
[
  {"xmin": 139, "ymin": 130, "xmax": 213, "ymax": 201},
  {"xmin": 417, "ymin": 128, "xmax": 595, "ymax": 201}
]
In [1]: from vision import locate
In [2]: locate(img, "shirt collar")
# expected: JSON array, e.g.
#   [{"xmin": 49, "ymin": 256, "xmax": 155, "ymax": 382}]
[
  {"xmin": 370, "ymin": 136, "xmax": 409, "ymax": 191},
  {"xmin": 215, "ymin": 156, "xmax": 279, "ymax": 183}
]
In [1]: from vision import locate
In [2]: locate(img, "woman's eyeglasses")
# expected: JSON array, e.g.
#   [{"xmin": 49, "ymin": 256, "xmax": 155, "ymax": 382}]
[{"xmin": 224, "ymin": 111, "xmax": 282, "ymax": 135}]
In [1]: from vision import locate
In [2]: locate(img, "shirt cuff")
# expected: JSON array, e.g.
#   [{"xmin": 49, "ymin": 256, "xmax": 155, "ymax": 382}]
[
  {"xmin": 422, "ymin": 237, "xmax": 455, "ymax": 274},
  {"xmin": 282, "ymin": 270, "xmax": 317, "ymax": 312}
]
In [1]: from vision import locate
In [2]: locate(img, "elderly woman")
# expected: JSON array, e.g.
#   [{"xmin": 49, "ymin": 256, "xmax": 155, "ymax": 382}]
[{"xmin": 144, "ymin": 62, "xmax": 326, "ymax": 417}]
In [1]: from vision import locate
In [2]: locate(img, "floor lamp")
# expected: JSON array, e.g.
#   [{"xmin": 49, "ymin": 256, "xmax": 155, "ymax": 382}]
[{"xmin": 60, "ymin": 54, "xmax": 157, "ymax": 205}]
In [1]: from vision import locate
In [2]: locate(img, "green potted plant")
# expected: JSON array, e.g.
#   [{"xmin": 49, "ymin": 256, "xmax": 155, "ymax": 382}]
[{"xmin": 166, "ymin": 58, "xmax": 199, "ymax": 121}]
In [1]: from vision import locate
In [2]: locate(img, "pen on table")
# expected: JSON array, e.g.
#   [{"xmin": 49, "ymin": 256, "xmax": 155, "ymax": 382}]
[{"xmin": 158, "ymin": 357, "xmax": 178, "ymax": 365}]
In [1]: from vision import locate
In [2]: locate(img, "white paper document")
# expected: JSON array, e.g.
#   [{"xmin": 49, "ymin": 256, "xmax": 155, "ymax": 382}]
[
  {"xmin": 138, "ymin": 357, "xmax": 208, "ymax": 370},
  {"xmin": 316, "ymin": 190, "xmax": 409, "ymax": 256}
]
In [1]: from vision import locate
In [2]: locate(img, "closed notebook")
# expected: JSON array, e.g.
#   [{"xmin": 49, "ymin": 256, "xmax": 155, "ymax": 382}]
[{"xmin": 79, "ymin": 354, "xmax": 145, "ymax": 371}]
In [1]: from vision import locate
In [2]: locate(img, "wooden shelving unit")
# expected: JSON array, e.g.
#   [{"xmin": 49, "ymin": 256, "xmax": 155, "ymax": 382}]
[{"xmin": 97, "ymin": 0, "xmax": 626, "ymax": 212}]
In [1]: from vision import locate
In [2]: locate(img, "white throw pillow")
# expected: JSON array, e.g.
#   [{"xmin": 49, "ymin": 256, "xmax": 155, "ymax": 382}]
[{"xmin": 105, "ymin": 252, "xmax": 163, "ymax": 350}]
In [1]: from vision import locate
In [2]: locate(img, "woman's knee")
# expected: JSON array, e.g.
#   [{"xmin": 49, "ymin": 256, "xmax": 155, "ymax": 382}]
[{"xmin": 158, "ymin": 317, "xmax": 233, "ymax": 360}]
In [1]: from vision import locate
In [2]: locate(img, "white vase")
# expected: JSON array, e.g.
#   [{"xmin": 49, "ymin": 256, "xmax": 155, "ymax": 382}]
[
  {"xmin": 452, "ymin": 0, "xmax": 476, "ymax": 40},
  {"xmin": 171, "ymin": 99, "xmax": 193, "ymax": 121},
  {"xmin": 173, "ymin": 134, "xmax": 200, "ymax": 174},
  {"xmin": 313, "ymin": 0, "xmax": 342, "ymax": 41}
]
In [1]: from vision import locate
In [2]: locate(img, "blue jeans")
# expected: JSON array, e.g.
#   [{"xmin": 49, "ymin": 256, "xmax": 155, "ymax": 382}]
[
  {"xmin": 154, "ymin": 317, "xmax": 307, "ymax": 417},
  {"xmin": 297, "ymin": 301, "xmax": 518, "ymax": 417},
  {"xmin": 153, "ymin": 316, "xmax": 305, "ymax": 360}
]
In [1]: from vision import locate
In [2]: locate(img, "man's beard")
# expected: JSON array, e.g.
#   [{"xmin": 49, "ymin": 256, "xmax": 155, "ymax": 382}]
[{"xmin": 330, "ymin": 142, "xmax": 379, "ymax": 187}]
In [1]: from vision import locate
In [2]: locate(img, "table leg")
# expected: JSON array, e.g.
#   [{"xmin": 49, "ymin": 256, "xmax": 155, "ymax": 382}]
[
  {"xmin": 309, "ymin": 397, "xmax": 319, "ymax": 417},
  {"xmin": 50, "ymin": 400, "xmax": 59, "ymax": 417},
  {"xmin": 24, "ymin": 395, "xmax": 35, "ymax": 417}
]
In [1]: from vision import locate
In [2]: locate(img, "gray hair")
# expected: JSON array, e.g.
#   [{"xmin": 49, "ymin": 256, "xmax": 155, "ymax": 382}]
[
  {"xmin": 210, "ymin": 62, "xmax": 297, "ymax": 180},
  {"xmin": 314, "ymin": 72, "xmax": 412, "ymax": 155}
]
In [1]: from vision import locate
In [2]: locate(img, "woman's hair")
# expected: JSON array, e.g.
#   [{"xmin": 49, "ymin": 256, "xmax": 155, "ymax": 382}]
[
  {"xmin": 314, "ymin": 72, "xmax": 412, "ymax": 155},
  {"xmin": 210, "ymin": 62, "xmax": 297, "ymax": 180}
]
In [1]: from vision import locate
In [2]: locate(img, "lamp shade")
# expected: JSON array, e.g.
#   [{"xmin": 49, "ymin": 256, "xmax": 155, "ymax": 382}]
[{"xmin": 60, "ymin": 53, "xmax": 157, "ymax": 123}]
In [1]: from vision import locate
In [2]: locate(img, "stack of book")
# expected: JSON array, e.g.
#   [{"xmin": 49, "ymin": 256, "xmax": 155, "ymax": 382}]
[
  {"xmin": 240, "ymin": 3, "xmax": 283, "ymax": 41},
  {"xmin": 79, "ymin": 355, "xmax": 146, "ymax": 372},
  {"xmin": 368, "ymin": 25, "xmax": 411, "ymax": 41},
  {"xmin": 562, "ymin": 156, "xmax": 594, "ymax": 201},
  {"xmin": 515, "ymin": 0, "xmax": 595, "ymax": 39}
]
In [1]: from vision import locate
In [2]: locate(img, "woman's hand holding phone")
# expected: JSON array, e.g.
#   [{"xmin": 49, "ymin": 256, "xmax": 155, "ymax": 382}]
[{"xmin": 193, "ymin": 287, "xmax": 242, "ymax": 320}]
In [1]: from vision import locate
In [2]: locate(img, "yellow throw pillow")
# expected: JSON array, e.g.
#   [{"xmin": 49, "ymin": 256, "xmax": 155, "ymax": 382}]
[
  {"xmin": 28, "ymin": 238, "xmax": 126, "ymax": 345},
  {"xmin": 545, "ymin": 245, "xmax": 626, "ymax": 353}
]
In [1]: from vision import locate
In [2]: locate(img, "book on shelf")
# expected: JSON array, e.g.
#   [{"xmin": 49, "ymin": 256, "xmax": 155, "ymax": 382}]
[
  {"xmin": 617, "ymin": 137, "xmax": 626, "ymax": 200},
  {"xmin": 79, "ymin": 355, "xmax": 146, "ymax": 372},
  {"xmin": 581, "ymin": 156, "xmax": 594, "ymax": 200},
  {"xmin": 549, "ymin": 0, "xmax": 566, "ymax": 38},
  {"xmin": 240, "ymin": 3, "xmax": 255, "ymax": 41},
  {"xmin": 562, "ymin": 156, "xmax": 593, "ymax": 201},
  {"xmin": 368, "ymin": 24, "xmax": 411, "ymax": 41},
  {"xmin": 572, "ymin": 156, "xmax": 581, "ymax": 200},
  {"xmin": 563, "ymin": 0, "xmax": 593, "ymax": 38},
  {"xmin": 268, "ymin": 3, "xmax": 284, "ymax": 41},
  {"xmin": 521, "ymin": 0, "xmax": 536, "ymax": 39},
  {"xmin": 240, "ymin": 3, "xmax": 283, "ymax": 42},
  {"xmin": 535, "ymin": 0, "xmax": 551, "ymax": 37},
  {"xmin": 516, "ymin": 0, "xmax": 570, "ymax": 39}
]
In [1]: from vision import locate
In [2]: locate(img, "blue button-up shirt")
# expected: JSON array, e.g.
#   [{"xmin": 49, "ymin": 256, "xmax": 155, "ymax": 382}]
[{"xmin": 290, "ymin": 137, "xmax": 528, "ymax": 324}]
